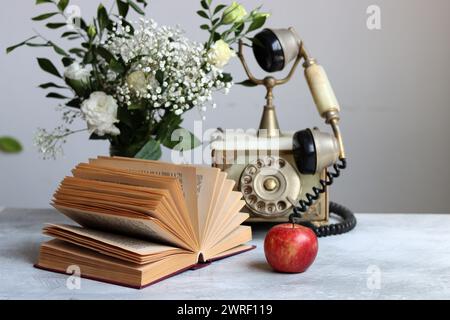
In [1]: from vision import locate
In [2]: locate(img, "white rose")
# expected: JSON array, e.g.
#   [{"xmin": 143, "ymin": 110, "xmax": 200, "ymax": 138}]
[
  {"xmin": 126, "ymin": 70, "xmax": 148, "ymax": 93},
  {"xmin": 208, "ymin": 40, "xmax": 236, "ymax": 69},
  {"xmin": 64, "ymin": 62, "xmax": 91, "ymax": 83},
  {"xmin": 81, "ymin": 92, "xmax": 120, "ymax": 136}
]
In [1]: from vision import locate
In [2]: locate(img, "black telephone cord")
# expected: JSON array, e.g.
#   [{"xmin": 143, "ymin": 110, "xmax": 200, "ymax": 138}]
[
  {"xmin": 292, "ymin": 202, "xmax": 356, "ymax": 237},
  {"xmin": 289, "ymin": 158, "xmax": 357, "ymax": 237}
]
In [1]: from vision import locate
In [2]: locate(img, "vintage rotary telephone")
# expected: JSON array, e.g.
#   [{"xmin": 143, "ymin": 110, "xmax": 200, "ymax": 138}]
[{"xmin": 211, "ymin": 28, "xmax": 356, "ymax": 237}]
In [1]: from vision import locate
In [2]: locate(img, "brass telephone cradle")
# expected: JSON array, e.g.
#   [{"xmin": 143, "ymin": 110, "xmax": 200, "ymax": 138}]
[{"xmin": 237, "ymin": 38, "xmax": 304, "ymax": 138}]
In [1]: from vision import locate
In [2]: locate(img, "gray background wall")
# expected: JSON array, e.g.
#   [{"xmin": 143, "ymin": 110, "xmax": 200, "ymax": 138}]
[{"xmin": 1, "ymin": 0, "xmax": 449, "ymax": 212}]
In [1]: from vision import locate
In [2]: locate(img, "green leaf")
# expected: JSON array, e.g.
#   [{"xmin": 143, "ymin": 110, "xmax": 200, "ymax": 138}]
[
  {"xmin": 32, "ymin": 12, "xmax": 59, "ymax": 21},
  {"xmin": 78, "ymin": 18, "xmax": 88, "ymax": 31},
  {"xmin": 89, "ymin": 133, "xmax": 108, "ymax": 140},
  {"xmin": 155, "ymin": 112, "xmax": 182, "ymax": 144},
  {"xmin": 57, "ymin": 0, "xmax": 69, "ymax": 11},
  {"xmin": 61, "ymin": 31, "xmax": 78, "ymax": 38},
  {"xmin": 49, "ymin": 41, "xmax": 68, "ymax": 56},
  {"xmin": 97, "ymin": 4, "xmax": 110, "ymax": 31},
  {"xmin": 136, "ymin": 0, "xmax": 148, "ymax": 7},
  {"xmin": 237, "ymin": 79, "xmax": 258, "ymax": 87},
  {"xmin": 62, "ymin": 56, "xmax": 74, "ymax": 67},
  {"xmin": 212, "ymin": 31, "xmax": 221, "ymax": 42},
  {"xmin": 220, "ymin": 72, "xmax": 233, "ymax": 83},
  {"xmin": 46, "ymin": 22, "xmax": 66, "ymax": 29},
  {"xmin": 0, "ymin": 137, "xmax": 23, "ymax": 153},
  {"xmin": 96, "ymin": 46, "xmax": 114, "ymax": 62},
  {"xmin": 66, "ymin": 98, "xmax": 81, "ymax": 108},
  {"xmin": 37, "ymin": 57, "xmax": 62, "ymax": 78},
  {"xmin": 128, "ymin": 102, "xmax": 144, "ymax": 110},
  {"xmin": 65, "ymin": 78, "xmax": 89, "ymax": 97},
  {"xmin": 117, "ymin": 105, "xmax": 133, "ymax": 127},
  {"xmin": 6, "ymin": 36, "xmax": 38, "ymax": 53},
  {"xmin": 196, "ymin": 10, "xmax": 209, "ymax": 19},
  {"xmin": 135, "ymin": 139, "xmax": 162, "ymax": 160},
  {"xmin": 248, "ymin": 36, "xmax": 264, "ymax": 48},
  {"xmin": 116, "ymin": 0, "xmax": 129, "ymax": 17},
  {"xmin": 39, "ymin": 82, "xmax": 67, "ymax": 89},
  {"xmin": 201, "ymin": 0, "xmax": 209, "ymax": 10},
  {"xmin": 200, "ymin": 24, "xmax": 210, "ymax": 30},
  {"xmin": 120, "ymin": 19, "xmax": 135, "ymax": 34},
  {"xmin": 234, "ymin": 22, "xmax": 245, "ymax": 36},
  {"xmin": 155, "ymin": 70, "xmax": 164, "ymax": 85},
  {"xmin": 247, "ymin": 15, "xmax": 267, "ymax": 33},
  {"xmin": 212, "ymin": 17, "xmax": 220, "ymax": 26},
  {"xmin": 127, "ymin": 0, "xmax": 145, "ymax": 15},
  {"xmin": 46, "ymin": 92, "xmax": 69, "ymax": 99},
  {"xmin": 213, "ymin": 4, "xmax": 226, "ymax": 15},
  {"xmin": 69, "ymin": 48, "xmax": 86, "ymax": 58},
  {"xmin": 36, "ymin": 0, "xmax": 54, "ymax": 5},
  {"xmin": 24, "ymin": 42, "xmax": 51, "ymax": 48},
  {"xmin": 248, "ymin": 5, "xmax": 263, "ymax": 17},
  {"xmin": 163, "ymin": 128, "xmax": 202, "ymax": 151},
  {"xmin": 110, "ymin": 58, "xmax": 126, "ymax": 74},
  {"xmin": 83, "ymin": 50, "xmax": 94, "ymax": 64}
]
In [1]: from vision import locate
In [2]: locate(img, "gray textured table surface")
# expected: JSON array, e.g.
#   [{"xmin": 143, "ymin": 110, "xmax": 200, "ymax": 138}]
[{"xmin": 1, "ymin": 207, "xmax": 449, "ymax": 300}]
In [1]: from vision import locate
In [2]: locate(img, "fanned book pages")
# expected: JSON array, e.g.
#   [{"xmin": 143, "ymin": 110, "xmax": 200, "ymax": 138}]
[{"xmin": 35, "ymin": 157, "xmax": 254, "ymax": 289}]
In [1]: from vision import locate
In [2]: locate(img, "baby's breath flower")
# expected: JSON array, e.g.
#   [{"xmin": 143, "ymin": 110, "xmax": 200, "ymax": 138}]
[
  {"xmin": 106, "ymin": 19, "xmax": 230, "ymax": 116},
  {"xmin": 34, "ymin": 126, "xmax": 77, "ymax": 160}
]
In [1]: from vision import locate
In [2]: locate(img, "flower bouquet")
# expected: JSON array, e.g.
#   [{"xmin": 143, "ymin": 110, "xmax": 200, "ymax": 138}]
[{"xmin": 8, "ymin": 0, "xmax": 269, "ymax": 159}]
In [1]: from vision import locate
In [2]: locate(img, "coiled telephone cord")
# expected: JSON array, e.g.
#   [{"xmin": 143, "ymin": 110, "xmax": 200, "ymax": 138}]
[{"xmin": 289, "ymin": 159, "xmax": 357, "ymax": 237}]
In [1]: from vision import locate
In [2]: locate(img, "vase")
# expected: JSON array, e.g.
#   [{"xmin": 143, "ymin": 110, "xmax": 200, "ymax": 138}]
[
  {"xmin": 109, "ymin": 140, "xmax": 162, "ymax": 160},
  {"xmin": 109, "ymin": 144, "xmax": 138, "ymax": 158}
]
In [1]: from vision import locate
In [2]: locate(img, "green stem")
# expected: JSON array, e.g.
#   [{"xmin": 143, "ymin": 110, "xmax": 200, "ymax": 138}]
[
  {"xmin": 221, "ymin": 15, "xmax": 254, "ymax": 43},
  {"xmin": 226, "ymin": 31, "xmax": 251, "ymax": 45},
  {"xmin": 55, "ymin": 128, "xmax": 88, "ymax": 140},
  {"xmin": 206, "ymin": 25, "xmax": 219, "ymax": 49},
  {"xmin": 87, "ymin": 27, "xmax": 104, "ymax": 90}
]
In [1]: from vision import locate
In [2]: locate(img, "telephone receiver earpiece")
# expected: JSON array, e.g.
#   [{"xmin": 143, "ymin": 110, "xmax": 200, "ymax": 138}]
[
  {"xmin": 253, "ymin": 28, "xmax": 301, "ymax": 73},
  {"xmin": 292, "ymin": 128, "xmax": 340, "ymax": 175}
]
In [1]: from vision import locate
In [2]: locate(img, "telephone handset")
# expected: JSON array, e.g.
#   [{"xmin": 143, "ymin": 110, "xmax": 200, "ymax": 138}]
[{"xmin": 244, "ymin": 28, "xmax": 356, "ymax": 236}]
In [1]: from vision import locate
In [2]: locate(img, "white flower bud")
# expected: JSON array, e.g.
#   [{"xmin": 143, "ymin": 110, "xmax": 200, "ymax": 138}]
[{"xmin": 222, "ymin": 2, "xmax": 247, "ymax": 25}]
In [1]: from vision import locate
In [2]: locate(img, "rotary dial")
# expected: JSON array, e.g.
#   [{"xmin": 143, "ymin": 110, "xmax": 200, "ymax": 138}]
[{"xmin": 240, "ymin": 156, "xmax": 301, "ymax": 218}]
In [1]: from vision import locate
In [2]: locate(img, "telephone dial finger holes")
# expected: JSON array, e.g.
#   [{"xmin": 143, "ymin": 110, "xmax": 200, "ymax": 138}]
[{"xmin": 240, "ymin": 156, "xmax": 301, "ymax": 218}]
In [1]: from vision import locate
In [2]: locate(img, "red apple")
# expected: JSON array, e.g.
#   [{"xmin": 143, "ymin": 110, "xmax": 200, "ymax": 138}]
[{"xmin": 264, "ymin": 223, "xmax": 318, "ymax": 273}]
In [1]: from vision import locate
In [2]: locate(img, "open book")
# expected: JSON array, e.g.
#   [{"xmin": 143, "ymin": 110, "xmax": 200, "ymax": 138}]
[{"xmin": 35, "ymin": 157, "xmax": 254, "ymax": 289}]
